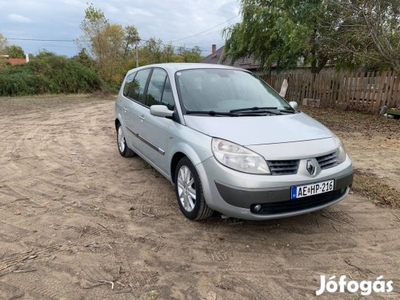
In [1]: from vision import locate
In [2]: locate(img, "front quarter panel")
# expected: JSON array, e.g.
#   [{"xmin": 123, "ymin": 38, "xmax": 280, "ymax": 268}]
[
  {"xmin": 167, "ymin": 124, "xmax": 213, "ymax": 175},
  {"xmin": 168, "ymin": 123, "xmax": 213, "ymax": 182}
]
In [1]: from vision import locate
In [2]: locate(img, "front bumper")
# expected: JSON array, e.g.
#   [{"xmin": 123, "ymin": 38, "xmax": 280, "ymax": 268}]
[{"xmin": 196, "ymin": 156, "xmax": 353, "ymax": 220}]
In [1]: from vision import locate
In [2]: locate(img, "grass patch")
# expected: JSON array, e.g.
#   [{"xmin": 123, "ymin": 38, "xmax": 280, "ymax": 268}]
[
  {"xmin": 352, "ymin": 169, "xmax": 400, "ymax": 208},
  {"xmin": 300, "ymin": 106, "xmax": 400, "ymax": 139}
]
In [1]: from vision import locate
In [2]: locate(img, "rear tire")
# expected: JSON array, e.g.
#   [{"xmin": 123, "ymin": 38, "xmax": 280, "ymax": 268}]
[
  {"xmin": 117, "ymin": 123, "xmax": 135, "ymax": 157},
  {"xmin": 175, "ymin": 157, "xmax": 213, "ymax": 220}
]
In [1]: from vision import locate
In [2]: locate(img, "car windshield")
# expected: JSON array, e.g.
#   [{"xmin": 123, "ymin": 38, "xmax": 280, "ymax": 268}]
[{"xmin": 176, "ymin": 68, "xmax": 293, "ymax": 115}]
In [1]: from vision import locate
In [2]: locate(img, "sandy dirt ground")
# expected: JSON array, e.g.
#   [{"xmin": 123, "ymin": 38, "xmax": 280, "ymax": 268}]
[{"xmin": 0, "ymin": 95, "xmax": 399, "ymax": 300}]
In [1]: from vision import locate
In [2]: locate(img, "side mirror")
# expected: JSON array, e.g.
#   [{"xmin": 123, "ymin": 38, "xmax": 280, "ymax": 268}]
[
  {"xmin": 289, "ymin": 101, "xmax": 298, "ymax": 110},
  {"xmin": 150, "ymin": 105, "xmax": 174, "ymax": 118}
]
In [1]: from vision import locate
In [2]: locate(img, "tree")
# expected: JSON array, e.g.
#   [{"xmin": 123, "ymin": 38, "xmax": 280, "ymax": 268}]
[
  {"xmin": 34, "ymin": 49, "xmax": 58, "ymax": 59},
  {"xmin": 76, "ymin": 3, "xmax": 109, "ymax": 59},
  {"xmin": 223, "ymin": 0, "xmax": 332, "ymax": 73},
  {"xmin": 124, "ymin": 25, "xmax": 140, "ymax": 57},
  {"xmin": 326, "ymin": 0, "xmax": 400, "ymax": 72},
  {"xmin": 138, "ymin": 40, "xmax": 202, "ymax": 65},
  {"xmin": 75, "ymin": 4, "xmax": 202, "ymax": 81},
  {"xmin": 161, "ymin": 43, "xmax": 175, "ymax": 62},
  {"xmin": 139, "ymin": 38, "xmax": 164, "ymax": 65},
  {"xmin": 223, "ymin": 0, "xmax": 400, "ymax": 73},
  {"xmin": 76, "ymin": 4, "xmax": 140, "ymax": 83},
  {"xmin": 72, "ymin": 48, "xmax": 95, "ymax": 69},
  {"xmin": 0, "ymin": 33, "xmax": 26, "ymax": 58},
  {"xmin": 176, "ymin": 46, "xmax": 202, "ymax": 62},
  {"xmin": 4, "ymin": 45, "xmax": 25, "ymax": 58},
  {"xmin": 0, "ymin": 33, "xmax": 9, "ymax": 54}
]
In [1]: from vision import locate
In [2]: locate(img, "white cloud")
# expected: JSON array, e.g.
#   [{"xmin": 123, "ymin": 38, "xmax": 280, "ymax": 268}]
[
  {"xmin": 62, "ymin": 0, "xmax": 85, "ymax": 6},
  {"xmin": 126, "ymin": 8, "xmax": 154, "ymax": 18},
  {"xmin": 7, "ymin": 13, "xmax": 31, "ymax": 23},
  {"xmin": 0, "ymin": 0, "xmax": 240, "ymax": 56}
]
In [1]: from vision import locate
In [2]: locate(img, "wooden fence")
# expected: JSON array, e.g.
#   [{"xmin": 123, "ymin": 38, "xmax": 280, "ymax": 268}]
[{"xmin": 263, "ymin": 71, "xmax": 400, "ymax": 114}]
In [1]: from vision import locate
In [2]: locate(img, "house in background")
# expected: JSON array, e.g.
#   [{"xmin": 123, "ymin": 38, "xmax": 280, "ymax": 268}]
[
  {"xmin": 0, "ymin": 54, "xmax": 30, "ymax": 65},
  {"xmin": 201, "ymin": 44, "xmax": 262, "ymax": 73}
]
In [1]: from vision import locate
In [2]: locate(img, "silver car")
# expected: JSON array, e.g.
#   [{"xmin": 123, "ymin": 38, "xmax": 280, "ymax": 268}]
[{"xmin": 115, "ymin": 63, "xmax": 353, "ymax": 221}]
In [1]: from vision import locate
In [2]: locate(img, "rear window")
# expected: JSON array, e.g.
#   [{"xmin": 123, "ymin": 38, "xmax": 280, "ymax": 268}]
[
  {"xmin": 122, "ymin": 72, "xmax": 135, "ymax": 97},
  {"xmin": 128, "ymin": 69, "xmax": 151, "ymax": 104}
]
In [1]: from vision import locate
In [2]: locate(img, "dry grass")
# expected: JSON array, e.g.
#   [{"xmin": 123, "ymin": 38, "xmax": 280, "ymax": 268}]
[
  {"xmin": 302, "ymin": 105, "xmax": 400, "ymax": 209},
  {"xmin": 352, "ymin": 169, "xmax": 400, "ymax": 208}
]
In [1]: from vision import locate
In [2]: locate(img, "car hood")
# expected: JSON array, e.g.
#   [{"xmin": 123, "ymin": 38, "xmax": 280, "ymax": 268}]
[{"xmin": 183, "ymin": 112, "xmax": 332, "ymax": 145}]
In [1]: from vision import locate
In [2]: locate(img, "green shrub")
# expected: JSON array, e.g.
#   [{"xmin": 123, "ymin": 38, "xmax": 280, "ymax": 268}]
[{"xmin": 0, "ymin": 55, "xmax": 104, "ymax": 96}]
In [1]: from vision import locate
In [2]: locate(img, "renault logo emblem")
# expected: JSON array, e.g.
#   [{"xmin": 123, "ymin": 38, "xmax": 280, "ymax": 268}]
[{"xmin": 306, "ymin": 160, "xmax": 316, "ymax": 175}]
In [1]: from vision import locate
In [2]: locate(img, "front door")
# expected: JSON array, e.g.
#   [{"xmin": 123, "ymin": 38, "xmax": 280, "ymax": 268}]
[{"xmin": 137, "ymin": 68, "xmax": 176, "ymax": 176}]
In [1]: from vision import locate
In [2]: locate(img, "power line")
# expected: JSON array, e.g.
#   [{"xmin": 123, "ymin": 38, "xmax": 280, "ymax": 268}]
[
  {"xmin": 6, "ymin": 36, "xmax": 211, "ymax": 53},
  {"xmin": 171, "ymin": 15, "xmax": 238, "ymax": 43},
  {"xmin": 7, "ymin": 38, "xmax": 75, "ymax": 42},
  {"xmin": 5, "ymin": 14, "xmax": 239, "ymax": 54}
]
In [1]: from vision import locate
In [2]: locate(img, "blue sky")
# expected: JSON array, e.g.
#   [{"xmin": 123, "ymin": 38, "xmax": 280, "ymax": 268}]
[{"xmin": 0, "ymin": 0, "xmax": 240, "ymax": 57}]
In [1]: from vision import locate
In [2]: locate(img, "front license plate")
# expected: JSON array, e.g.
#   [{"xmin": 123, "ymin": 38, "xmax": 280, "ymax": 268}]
[{"xmin": 291, "ymin": 180, "xmax": 335, "ymax": 199}]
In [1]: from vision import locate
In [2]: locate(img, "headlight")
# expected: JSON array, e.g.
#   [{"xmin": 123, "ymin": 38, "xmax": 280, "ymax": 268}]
[
  {"xmin": 334, "ymin": 135, "xmax": 347, "ymax": 163},
  {"xmin": 211, "ymin": 138, "xmax": 270, "ymax": 174}
]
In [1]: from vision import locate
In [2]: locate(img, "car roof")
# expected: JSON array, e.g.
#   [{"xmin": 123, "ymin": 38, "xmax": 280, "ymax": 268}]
[{"xmin": 127, "ymin": 62, "xmax": 244, "ymax": 74}]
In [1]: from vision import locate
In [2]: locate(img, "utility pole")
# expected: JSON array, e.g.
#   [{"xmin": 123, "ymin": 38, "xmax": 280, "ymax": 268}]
[{"xmin": 135, "ymin": 41, "xmax": 139, "ymax": 68}]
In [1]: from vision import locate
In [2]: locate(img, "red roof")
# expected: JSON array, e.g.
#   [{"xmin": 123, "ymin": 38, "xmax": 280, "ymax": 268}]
[{"xmin": 7, "ymin": 58, "xmax": 27, "ymax": 65}]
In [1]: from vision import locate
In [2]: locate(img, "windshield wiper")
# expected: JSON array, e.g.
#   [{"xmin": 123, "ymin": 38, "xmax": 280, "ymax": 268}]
[
  {"xmin": 185, "ymin": 107, "xmax": 294, "ymax": 117},
  {"xmin": 229, "ymin": 107, "xmax": 296, "ymax": 115},
  {"xmin": 230, "ymin": 106, "xmax": 277, "ymax": 113},
  {"xmin": 185, "ymin": 110, "xmax": 235, "ymax": 116},
  {"xmin": 229, "ymin": 106, "xmax": 282, "ymax": 115}
]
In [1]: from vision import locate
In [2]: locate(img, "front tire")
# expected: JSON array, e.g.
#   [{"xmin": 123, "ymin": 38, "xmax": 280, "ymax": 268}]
[
  {"xmin": 117, "ymin": 123, "xmax": 135, "ymax": 157},
  {"xmin": 175, "ymin": 157, "xmax": 213, "ymax": 220}
]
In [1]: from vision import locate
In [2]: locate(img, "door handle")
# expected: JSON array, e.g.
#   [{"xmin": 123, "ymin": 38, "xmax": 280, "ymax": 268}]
[
  {"xmin": 139, "ymin": 115, "xmax": 145, "ymax": 121},
  {"xmin": 123, "ymin": 107, "xmax": 128, "ymax": 113}
]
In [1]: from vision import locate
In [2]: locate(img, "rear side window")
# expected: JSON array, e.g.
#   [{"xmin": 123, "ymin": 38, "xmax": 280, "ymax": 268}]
[
  {"xmin": 129, "ymin": 69, "xmax": 151, "ymax": 104},
  {"xmin": 123, "ymin": 72, "xmax": 135, "ymax": 97},
  {"xmin": 146, "ymin": 68, "xmax": 175, "ymax": 110}
]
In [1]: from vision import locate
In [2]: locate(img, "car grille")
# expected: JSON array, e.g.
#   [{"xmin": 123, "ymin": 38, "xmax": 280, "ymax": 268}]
[
  {"xmin": 316, "ymin": 152, "xmax": 339, "ymax": 170},
  {"xmin": 267, "ymin": 160, "xmax": 299, "ymax": 175},
  {"xmin": 267, "ymin": 152, "xmax": 338, "ymax": 175},
  {"xmin": 250, "ymin": 189, "xmax": 347, "ymax": 215}
]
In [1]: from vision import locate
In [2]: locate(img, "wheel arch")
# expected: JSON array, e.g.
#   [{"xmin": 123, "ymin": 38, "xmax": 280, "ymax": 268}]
[
  {"xmin": 169, "ymin": 138, "xmax": 212, "ymax": 185},
  {"xmin": 115, "ymin": 118, "xmax": 121, "ymax": 131},
  {"xmin": 170, "ymin": 152, "xmax": 187, "ymax": 185}
]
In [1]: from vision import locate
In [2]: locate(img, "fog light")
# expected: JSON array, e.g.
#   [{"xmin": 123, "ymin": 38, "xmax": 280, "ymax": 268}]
[{"xmin": 253, "ymin": 204, "xmax": 262, "ymax": 212}]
